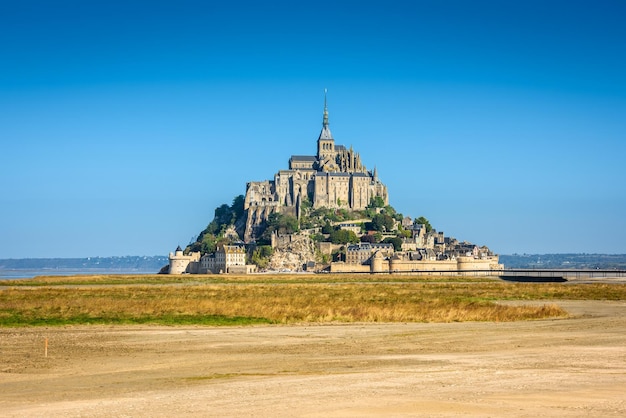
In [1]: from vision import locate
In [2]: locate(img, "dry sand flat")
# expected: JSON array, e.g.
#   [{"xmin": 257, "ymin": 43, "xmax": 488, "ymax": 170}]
[{"xmin": 1, "ymin": 300, "xmax": 625, "ymax": 417}]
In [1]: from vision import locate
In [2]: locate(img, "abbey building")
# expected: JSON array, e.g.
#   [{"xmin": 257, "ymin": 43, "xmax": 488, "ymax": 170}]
[
  {"xmin": 244, "ymin": 94, "xmax": 388, "ymax": 241},
  {"xmin": 167, "ymin": 93, "xmax": 503, "ymax": 275}
]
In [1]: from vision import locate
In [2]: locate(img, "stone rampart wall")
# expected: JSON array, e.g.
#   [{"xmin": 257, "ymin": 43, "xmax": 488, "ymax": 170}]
[
  {"xmin": 227, "ymin": 265, "xmax": 257, "ymax": 274},
  {"xmin": 330, "ymin": 256, "xmax": 504, "ymax": 275},
  {"xmin": 168, "ymin": 251, "xmax": 201, "ymax": 274},
  {"xmin": 456, "ymin": 256, "xmax": 503, "ymax": 271},
  {"xmin": 330, "ymin": 262, "xmax": 371, "ymax": 273},
  {"xmin": 317, "ymin": 242, "xmax": 343, "ymax": 256},
  {"xmin": 389, "ymin": 259, "xmax": 457, "ymax": 272}
]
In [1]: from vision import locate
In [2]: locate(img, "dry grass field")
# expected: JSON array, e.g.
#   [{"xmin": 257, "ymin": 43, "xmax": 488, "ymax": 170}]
[
  {"xmin": 3, "ymin": 273, "xmax": 614, "ymax": 326},
  {"xmin": 1, "ymin": 274, "xmax": 625, "ymax": 416}
]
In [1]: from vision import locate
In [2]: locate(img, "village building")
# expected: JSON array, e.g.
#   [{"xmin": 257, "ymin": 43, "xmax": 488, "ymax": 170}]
[
  {"xmin": 345, "ymin": 242, "xmax": 395, "ymax": 265},
  {"xmin": 168, "ymin": 246, "xmax": 200, "ymax": 274},
  {"xmin": 169, "ymin": 245, "xmax": 256, "ymax": 275}
]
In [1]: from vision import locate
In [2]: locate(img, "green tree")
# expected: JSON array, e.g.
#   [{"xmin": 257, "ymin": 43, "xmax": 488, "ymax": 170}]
[
  {"xmin": 186, "ymin": 194, "xmax": 249, "ymax": 254},
  {"xmin": 415, "ymin": 216, "xmax": 433, "ymax": 233},
  {"xmin": 337, "ymin": 208, "xmax": 350, "ymax": 220},
  {"xmin": 298, "ymin": 197, "xmax": 315, "ymax": 229},
  {"xmin": 301, "ymin": 197, "xmax": 312, "ymax": 211},
  {"xmin": 251, "ymin": 245, "xmax": 273, "ymax": 269},
  {"xmin": 201, "ymin": 220, "xmax": 219, "ymax": 238},
  {"xmin": 259, "ymin": 213, "xmax": 300, "ymax": 244},
  {"xmin": 329, "ymin": 229, "xmax": 359, "ymax": 245},
  {"xmin": 273, "ymin": 213, "xmax": 299, "ymax": 235},
  {"xmin": 383, "ymin": 236, "xmax": 403, "ymax": 251},
  {"xmin": 200, "ymin": 233, "xmax": 218, "ymax": 254},
  {"xmin": 397, "ymin": 226, "xmax": 412, "ymax": 238},
  {"xmin": 230, "ymin": 195, "xmax": 245, "ymax": 222},
  {"xmin": 214, "ymin": 203, "xmax": 234, "ymax": 226},
  {"xmin": 310, "ymin": 233, "xmax": 326, "ymax": 242},
  {"xmin": 186, "ymin": 241, "xmax": 201, "ymax": 253},
  {"xmin": 368, "ymin": 196, "xmax": 385, "ymax": 208},
  {"xmin": 381, "ymin": 205, "xmax": 403, "ymax": 221},
  {"xmin": 360, "ymin": 234, "xmax": 376, "ymax": 243},
  {"xmin": 368, "ymin": 213, "xmax": 395, "ymax": 232}
]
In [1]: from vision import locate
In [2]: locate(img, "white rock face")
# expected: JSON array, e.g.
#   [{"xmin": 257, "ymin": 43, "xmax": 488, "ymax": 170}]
[{"xmin": 268, "ymin": 234, "xmax": 317, "ymax": 272}]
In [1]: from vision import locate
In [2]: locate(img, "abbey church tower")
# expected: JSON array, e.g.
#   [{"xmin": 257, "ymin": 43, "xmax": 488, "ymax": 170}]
[
  {"xmin": 317, "ymin": 90, "xmax": 335, "ymax": 163},
  {"xmin": 243, "ymin": 92, "xmax": 388, "ymax": 241}
]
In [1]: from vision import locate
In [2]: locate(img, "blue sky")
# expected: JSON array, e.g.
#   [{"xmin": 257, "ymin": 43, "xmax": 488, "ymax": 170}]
[{"xmin": 1, "ymin": 0, "xmax": 625, "ymax": 258}]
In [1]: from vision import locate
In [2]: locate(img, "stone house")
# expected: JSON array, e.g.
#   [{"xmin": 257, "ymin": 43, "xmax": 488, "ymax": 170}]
[
  {"xmin": 199, "ymin": 245, "xmax": 249, "ymax": 274},
  {"xmin": 345, "ymin": 242, "xmax": 395, "ymax": 265}
]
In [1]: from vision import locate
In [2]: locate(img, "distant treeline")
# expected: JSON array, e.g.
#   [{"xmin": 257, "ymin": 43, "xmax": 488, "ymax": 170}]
[
  {"xmin": 500, "ymin": 254, "xmax": 626, "ymax": 270},
  {"xmin": 0, "ymin": 256, "xmax": 168, "ymax": 270}
]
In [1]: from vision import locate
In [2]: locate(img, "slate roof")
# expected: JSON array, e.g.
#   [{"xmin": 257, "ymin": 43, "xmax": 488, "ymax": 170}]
[
  {"xmin": 290, "ymin": 155, "xmax": 317, "ymax": 162},
  {"xmin": 318, "ymin": 125, "xmax": 333, "ymax": 140}
]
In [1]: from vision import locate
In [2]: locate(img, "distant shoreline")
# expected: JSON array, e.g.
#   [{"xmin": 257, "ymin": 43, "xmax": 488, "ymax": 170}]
[
  {"xmin": 0, "ymin": 256, "xmax": 167, "ymax": 278},
  {"xmin": 2, "ymin": 254, "xmax": 626, "ymax": 276},
  {"xmin": 0, "ymin": 269, "xmax": 159, "ymax": 280}
]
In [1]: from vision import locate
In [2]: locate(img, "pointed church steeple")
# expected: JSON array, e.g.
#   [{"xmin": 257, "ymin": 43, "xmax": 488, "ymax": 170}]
[
  {"xmin": 318, "ymin": 88, "xmax": 333, "ymax": 141},
  {"xmin": 323, "ymin": 89, "xmax": 329, "ymax": 127}
]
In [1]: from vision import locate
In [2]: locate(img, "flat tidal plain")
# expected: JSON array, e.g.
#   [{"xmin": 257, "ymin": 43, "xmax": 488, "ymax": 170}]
[{"xmin": 1, "ymin": 275, "xmax": 625, "ymax": 416}]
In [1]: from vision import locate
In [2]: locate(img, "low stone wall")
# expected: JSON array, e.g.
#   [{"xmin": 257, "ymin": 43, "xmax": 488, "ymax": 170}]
[
  {"xmin": 227, "ymin": 265, "xmax": 257, "ymax": 274},
  {"xmin": 389, "ymin": 258, "xmax": 457, "ymax": 272},
  {"xmin": 317, "ymin": 242, "xmax": 343, "ymax": 256},
  {"xmin": 329, "ymin": 255, "xmax": 504, "ymax": 275},
  {"xmin": 330, "ymin": 262, "xmax": 371, "ymax": 273}
]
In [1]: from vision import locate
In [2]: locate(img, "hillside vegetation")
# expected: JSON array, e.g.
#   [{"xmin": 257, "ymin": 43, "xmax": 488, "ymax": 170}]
[{"xmin": 184, "ymin": 194, "xmax": 428, "ymax": 267}]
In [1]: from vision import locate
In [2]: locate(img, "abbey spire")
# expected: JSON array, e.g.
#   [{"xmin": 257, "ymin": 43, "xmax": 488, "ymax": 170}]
[{"xmin": 318, "ymin": 88, "xmax": 333, "ymax": 141}]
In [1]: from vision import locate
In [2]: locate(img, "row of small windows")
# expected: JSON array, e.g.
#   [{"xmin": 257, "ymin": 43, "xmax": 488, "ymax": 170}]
[{"xmin": 321, "ymin": 143, "xmax": 333, "ymax": 150}]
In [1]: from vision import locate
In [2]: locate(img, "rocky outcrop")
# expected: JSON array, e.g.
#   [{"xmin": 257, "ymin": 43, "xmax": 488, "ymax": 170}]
[
  {"xmin": 223, "ymin": 225, "xmax": 242, "ymax": 242},
  {"xmin": 267, "ymin": 233, "xmax": 317, "ymax": 272}
]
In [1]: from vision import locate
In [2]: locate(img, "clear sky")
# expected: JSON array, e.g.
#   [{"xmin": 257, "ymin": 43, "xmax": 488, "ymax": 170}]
[{"xmin": 1, "ymin": 0, "xmax": 625, "ymax": 258}]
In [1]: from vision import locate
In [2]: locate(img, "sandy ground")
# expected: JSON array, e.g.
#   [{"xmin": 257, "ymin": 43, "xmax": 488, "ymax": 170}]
[{"xmin": 1, "ymin": 300, "xmax": 625, "ymax": 417}]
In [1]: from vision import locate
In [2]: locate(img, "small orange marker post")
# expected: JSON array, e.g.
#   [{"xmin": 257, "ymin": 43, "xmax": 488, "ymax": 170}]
[{"xmin": 44, "ymin": 337, "xmax": 48, "ymax": 358}]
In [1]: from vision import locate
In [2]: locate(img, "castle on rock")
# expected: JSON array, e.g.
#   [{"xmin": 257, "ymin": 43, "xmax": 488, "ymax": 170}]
[
  {"xmin": 167, "ymin": 93, "xmax": 503, "ymax": 275},
  {"xmin": 244, "ymin": 93, "xmax": 388, "ymax": 241}
]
